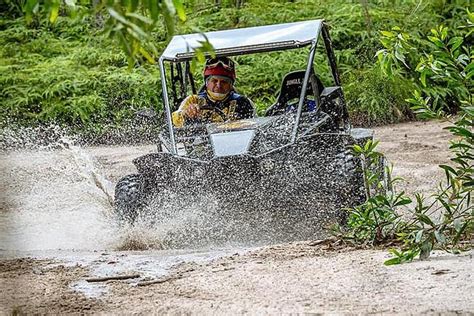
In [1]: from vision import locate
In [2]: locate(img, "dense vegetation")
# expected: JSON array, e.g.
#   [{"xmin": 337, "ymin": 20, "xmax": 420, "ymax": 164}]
[
  {"xmin": 335, "ymin": 102, "xmax": 472, "ymax": 264},
  {"xmin": 332, "ymin": 6, "xmax": 472, "ymax": 263},
  {"xmin": 1, "ymin": 0, "xmax": 471, "ymax": 138}
]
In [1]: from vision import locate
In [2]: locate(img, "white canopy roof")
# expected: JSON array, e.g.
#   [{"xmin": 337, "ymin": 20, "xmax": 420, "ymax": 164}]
[{"xmin": 161, "ymin": 19, "xmax": 323, "ymax": 61}]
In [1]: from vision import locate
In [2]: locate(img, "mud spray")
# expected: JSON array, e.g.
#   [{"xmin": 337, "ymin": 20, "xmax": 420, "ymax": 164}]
[{"xmin": 0, "ymin": 127, "xmax": 250, "ymax": 296}]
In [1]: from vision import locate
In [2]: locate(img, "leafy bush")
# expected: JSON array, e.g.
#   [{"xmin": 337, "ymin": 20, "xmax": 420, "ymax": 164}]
[
  {"xmin": 341, "ymin": 140, "xmax": 411, "ymax": 245},
  {"xmin": 385, "ymin": 103, "xmax": 473, "ymax": 265},
  {"xmin": 335, "ymin": 119, "xmax": 472, "ymax": 264},
  {"xmin": 343, "ymin": 67, "xmax": 415, "ymax": 125},
  {"xmin": 0, "ymin": 17, "xmax": 161, "ymax": 132},
  {"xmin": 1, "ymin": 0, "xmax": 471, "ymax": 133},
  {"xmin": 335, "ymin": 13, "xmax": 473, "ymax": 264},
  {"xmin": 376, "ymin": 10, "xmax": 473, "ymax": 117}
]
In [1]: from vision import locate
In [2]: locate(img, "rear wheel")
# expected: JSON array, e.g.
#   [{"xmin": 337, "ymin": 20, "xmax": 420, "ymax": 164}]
[{"xmin": 114, "ymin": 174, "xmax": 144, "ymax": 223}]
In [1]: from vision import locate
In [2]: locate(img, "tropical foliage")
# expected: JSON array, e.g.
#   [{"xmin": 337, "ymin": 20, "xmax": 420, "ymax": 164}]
[
  {"xmin": 0, "ymin": 1, "xmax": 471, "ymax": 136},
  {"xmin": 334, "ymin": 11, "xmax": 473, "ymax": 264}
]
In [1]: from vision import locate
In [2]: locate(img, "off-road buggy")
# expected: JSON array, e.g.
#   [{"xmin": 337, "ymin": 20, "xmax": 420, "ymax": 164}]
[{"xmin": 114, "ymin": 20, "xmax": 381, "ymax": 246}]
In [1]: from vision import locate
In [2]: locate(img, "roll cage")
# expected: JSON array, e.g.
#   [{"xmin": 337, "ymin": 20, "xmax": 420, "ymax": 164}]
[{"xmin": 158, "ymin": 20, "xmax": 349, "ymax": 155}]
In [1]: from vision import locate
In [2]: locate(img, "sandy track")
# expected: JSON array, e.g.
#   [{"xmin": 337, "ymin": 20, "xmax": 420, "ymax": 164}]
[
  {"xmin": 105, "ymin": 245, "xmax": 473, "ymax": 314},
  {"xmin": 375, "ymin": 120, "xmax": 453, "ymax": 197},
  {"xmin": 1, "ymin": 119, "xmax": 473, "ymax": 314},
  {"xmin": 0, "ymin": 258, "xmax": 105, "ymax": 314}
]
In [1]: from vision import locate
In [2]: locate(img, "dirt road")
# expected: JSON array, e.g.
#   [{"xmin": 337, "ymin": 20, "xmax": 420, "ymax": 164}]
[{"xmin": 1, "ymin": 119, "xmax": 473, "ymax": 314}]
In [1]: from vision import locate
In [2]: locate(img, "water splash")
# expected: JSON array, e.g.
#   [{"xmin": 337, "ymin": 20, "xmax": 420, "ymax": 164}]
[
  {"xmin": 59, "ymin": 138, "xmax": 115, "ymax": 212},
  {"xmin": 0, "ymin": 125, "xmax": 75, "ymax": 150},
  {"xmin": 0, "ymin": 124, "xmax": 330, "ymax": 253},
  {"xmin": 0, "ymin": 126, "xmax": 261, "ymax": 300},
  {"xmin": 0, "ymin": 131, "xmax": 118, "ymax": 251}
]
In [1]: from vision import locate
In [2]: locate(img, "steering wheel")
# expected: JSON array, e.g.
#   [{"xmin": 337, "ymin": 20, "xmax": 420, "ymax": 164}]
[
  {"xmin": 193, "ymin": 104, "xmax": 227, "ymax": 124},
  {"xmin": 176, "ymin": 104, "xmax": 228, "ymax": 129}
]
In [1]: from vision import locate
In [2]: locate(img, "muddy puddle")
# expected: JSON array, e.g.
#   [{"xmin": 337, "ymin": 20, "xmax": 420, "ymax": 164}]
[{"xmin": 0, "ymin": 134, "xmax": 255, "ymax": 297}]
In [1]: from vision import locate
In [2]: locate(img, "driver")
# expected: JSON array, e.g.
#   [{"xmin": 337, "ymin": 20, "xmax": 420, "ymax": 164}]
[{"xmin": 172, "ymin": 57, "xmax": 255, "ymax": 127}]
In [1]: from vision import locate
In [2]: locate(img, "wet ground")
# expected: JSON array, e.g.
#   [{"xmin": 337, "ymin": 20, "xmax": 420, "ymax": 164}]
[
  {"xmin": 0, "ymin": 140, "xmax": 256, "ymax": 303},
  {"xmin": 1, "ymin": 119, "xmax": 473, "ymax": 313}
]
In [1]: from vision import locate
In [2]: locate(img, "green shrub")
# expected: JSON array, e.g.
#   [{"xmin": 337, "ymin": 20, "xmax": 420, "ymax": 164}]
[
  {"xmin": 343, "ymin": 67, "xmax": 415, "ymax": 125},
  {"xmin": 1, "ymin": 0, "xmax": 471, "ymax": 132},
  {"xmin": 334, "ymin": 13, "xmax": 473, "ymax": 264},
  {"xmin": 0, "ymin": 17, "xmax": 161, "ymax": 131},
  {"xmin": 376, "ymin": 10, "xmax": 473, "ymax": 117}
]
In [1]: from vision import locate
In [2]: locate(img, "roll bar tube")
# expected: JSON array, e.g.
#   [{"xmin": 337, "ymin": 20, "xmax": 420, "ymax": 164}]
[
  {"xmin": 321, "ymin": 23, "xmax": 341, "ymax": 86},
  {"xmin": 161, "ymin": 22, "xmax": 328, "ymax": 151},
  {"xmin": 290, "ymin": 23, "xmax": 321, "ymax": 143},
  {"xmin": 322, "ymin": 23, "xmax": 350, "ymax": 127},
  {"xmin": 159, "ymin": 57, "xmax": 177, "ymax": 154}
]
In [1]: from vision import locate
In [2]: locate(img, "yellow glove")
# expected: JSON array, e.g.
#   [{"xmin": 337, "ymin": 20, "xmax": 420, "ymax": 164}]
[{"xmin": 172, "ymin": 95, "xmax": 206, "ymax": 127}]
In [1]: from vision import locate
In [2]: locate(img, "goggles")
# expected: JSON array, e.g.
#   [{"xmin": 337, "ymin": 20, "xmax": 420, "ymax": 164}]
[
  {"xmin": 205, "ymin": 57, "xmax": 235, "ymax": 71},
  {"xmin": 206, "ymin": 75, "xmax": 233, "ymax": 85}
]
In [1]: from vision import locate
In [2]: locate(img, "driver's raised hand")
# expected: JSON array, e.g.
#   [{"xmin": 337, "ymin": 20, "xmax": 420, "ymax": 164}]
[
  {"xmin": 183, "ymin": 102, "xmax": 201, "ymax": 119},
  {"xmin": 171, "ymin": 58, "xmax": 248, "ymax": 128},
  {"xmin": 171, "ymin": 95, "xmax": 204, "ymax": 127}
]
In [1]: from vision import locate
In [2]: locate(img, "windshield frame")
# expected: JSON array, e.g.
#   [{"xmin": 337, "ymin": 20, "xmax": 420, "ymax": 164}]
[{"xmin": 159, "ymin": 21, "xmax": 329, "ymax": 155}]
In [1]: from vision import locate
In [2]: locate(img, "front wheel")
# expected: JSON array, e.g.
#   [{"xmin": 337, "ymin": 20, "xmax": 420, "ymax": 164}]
[{"xmin": 114, "ymin": 174, "xmax": 144, "ymax": 223}]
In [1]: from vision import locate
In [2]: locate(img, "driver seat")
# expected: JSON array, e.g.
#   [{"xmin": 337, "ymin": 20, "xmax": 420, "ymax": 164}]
[{"xmin": 265, "ymin": 70, "xmax": 324, "ymax": 117}]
